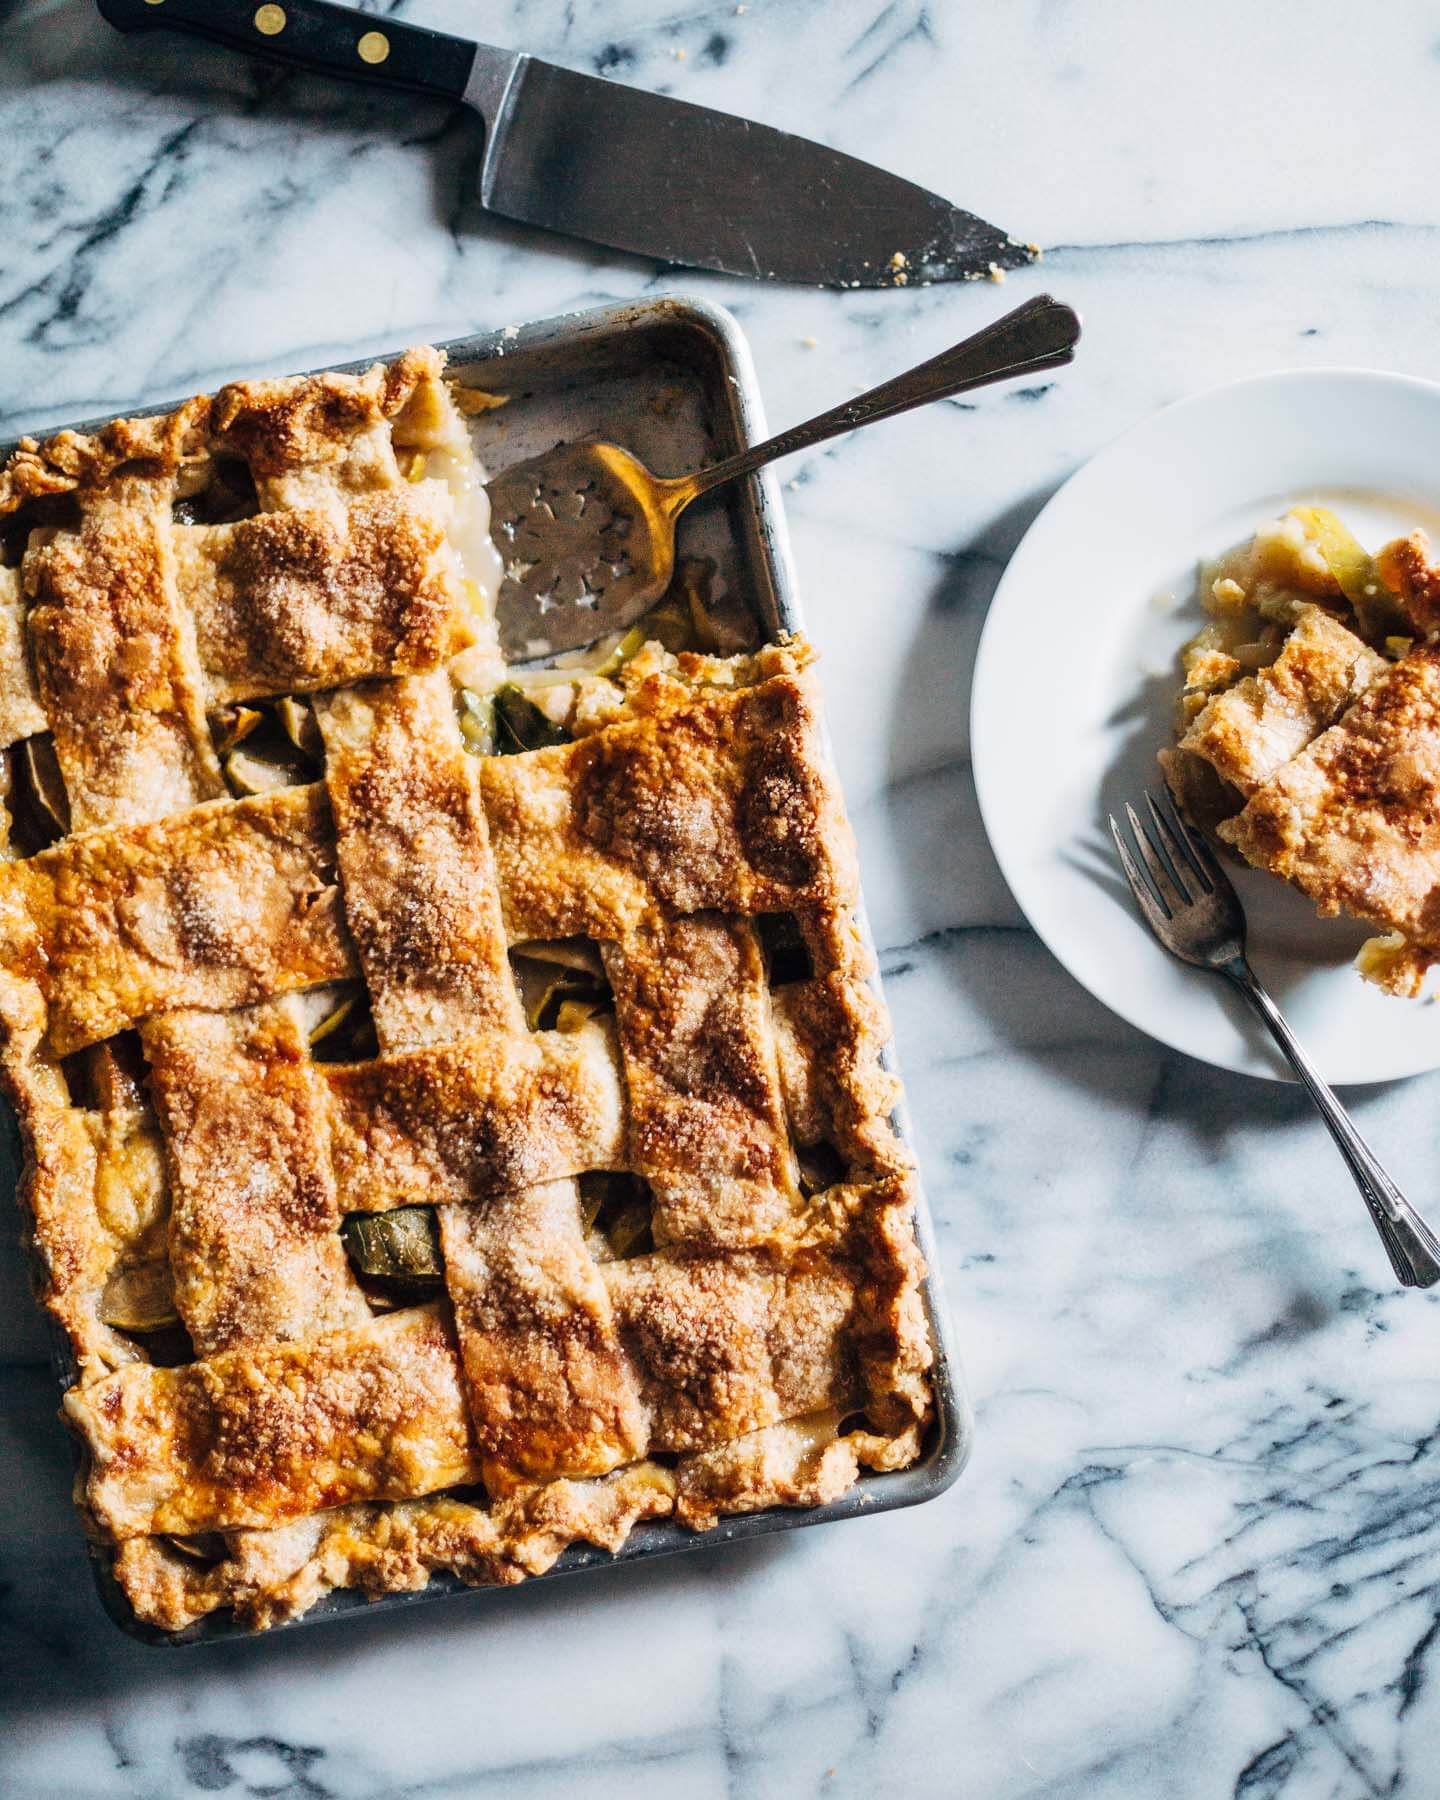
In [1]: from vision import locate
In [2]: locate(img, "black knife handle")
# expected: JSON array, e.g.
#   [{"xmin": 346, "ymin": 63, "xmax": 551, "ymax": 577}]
[{"xmin": 95, "ymin": 0, "xmax": 476, "ymax": 101}]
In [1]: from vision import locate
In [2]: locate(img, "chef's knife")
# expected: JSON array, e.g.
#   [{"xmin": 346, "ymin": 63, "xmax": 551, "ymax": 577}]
[{"xmin": 95, "ymin": 0, "xmax": 1036, "ymax": 287}]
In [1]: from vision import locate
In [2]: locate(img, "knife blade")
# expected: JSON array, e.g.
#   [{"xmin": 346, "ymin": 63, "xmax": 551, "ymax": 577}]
[{"xmin": 95, "ymin": 0, "xmax": 1036, "ymax": 287}]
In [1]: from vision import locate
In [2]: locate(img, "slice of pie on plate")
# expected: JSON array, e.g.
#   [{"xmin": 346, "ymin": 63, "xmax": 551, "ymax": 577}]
[{"xmin": 1162, "ymin": 505, "xmax": 1440, "ymax": 996}]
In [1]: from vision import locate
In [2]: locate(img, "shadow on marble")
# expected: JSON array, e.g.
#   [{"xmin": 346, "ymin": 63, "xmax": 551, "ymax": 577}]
[
  {"xmin": 880, "ymin": 479, "xmax": 1420, "ymax": 1147},
  {"xmin": 0, "ymin": 1358, "xmax": 794, "ymax": 1719},
  {"xmin": 29, "ymin": 0, "xmax": 676, "ymax": 305}
]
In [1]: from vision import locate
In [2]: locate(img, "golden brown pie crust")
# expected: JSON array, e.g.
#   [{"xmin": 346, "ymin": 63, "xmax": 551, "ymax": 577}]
[
  {"xmin": 1164, "ymin": 515, "xmax": 1440, "ymax": 997},
  {"xmin": 0, "ymin": 349, "xmax": 933, "ymax": 1632}
]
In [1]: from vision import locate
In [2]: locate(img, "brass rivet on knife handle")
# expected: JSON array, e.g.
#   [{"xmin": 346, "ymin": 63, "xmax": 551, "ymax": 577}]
[
  {"xmin": 357, "ymin": 30, "xmax": 390, "ymax": 64},
  {"xmin": 254, "ymin": 4, "xmax": 286, "ymax": 35}
]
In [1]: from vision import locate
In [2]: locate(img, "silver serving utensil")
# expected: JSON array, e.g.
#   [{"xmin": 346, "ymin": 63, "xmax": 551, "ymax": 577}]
[
  {"xmin": 491, "ymin": 293, "xmax": 1081, "ymax": 660},
  {"xmin": 1110, "ymin": 788, "xmax": 1440, "ymax": 1289},
  {"xmin": 94, "ymin": 0, "xmax": 1036, "ymax": 288}
]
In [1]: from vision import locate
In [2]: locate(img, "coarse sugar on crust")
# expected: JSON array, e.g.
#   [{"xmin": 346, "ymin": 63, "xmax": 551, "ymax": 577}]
[
  {"xmin": 1165, "ymin": 508, "xmax": 1440, "ymax": 997},
  {"xmin": 0, "ymin": 349, "xmax": 935, "ymax": 1633},
  {"xmin": 1221, "ymin": 646, "xmax": 1440, "ymax": 993}
]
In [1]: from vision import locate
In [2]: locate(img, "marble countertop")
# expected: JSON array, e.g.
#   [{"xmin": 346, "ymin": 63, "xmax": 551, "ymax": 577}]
[{"xmin": 6, "ymin": 3, "xmax": 1440, "ymax": 1794}]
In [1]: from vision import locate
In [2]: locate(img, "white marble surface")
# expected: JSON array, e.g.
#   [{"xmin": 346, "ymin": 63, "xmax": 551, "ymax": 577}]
[{"xmin": 5, "ymin": 3, "xmax": 1440, "ymax": 1795}]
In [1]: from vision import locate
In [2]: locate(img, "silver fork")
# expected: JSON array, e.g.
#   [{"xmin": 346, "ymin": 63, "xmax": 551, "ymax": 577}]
[{"xmin": 1109, "ymin": 789, "xmax": 1440, "ymax": 1288}]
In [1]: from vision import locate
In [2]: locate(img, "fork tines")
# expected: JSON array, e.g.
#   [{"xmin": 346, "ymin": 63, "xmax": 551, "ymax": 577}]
[{"xmin": 1108, "ymin": 787, "xmax": 1228, "ymax": 937}]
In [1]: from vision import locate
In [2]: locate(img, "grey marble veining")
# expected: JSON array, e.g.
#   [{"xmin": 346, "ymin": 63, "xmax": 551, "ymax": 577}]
[{"xmin": 6, "ymin": 2, "xmax": 1440, "ymax": 1795}]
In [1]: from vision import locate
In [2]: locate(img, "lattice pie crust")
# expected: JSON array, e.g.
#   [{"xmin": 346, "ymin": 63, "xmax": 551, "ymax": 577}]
[
  {"xmin": 1162, "ymin": 507, "xmax": 1440, "ymax": 997},
  {"xmin": 0, "ymin": 349, "xmax": 932, "ymax": 1631}
]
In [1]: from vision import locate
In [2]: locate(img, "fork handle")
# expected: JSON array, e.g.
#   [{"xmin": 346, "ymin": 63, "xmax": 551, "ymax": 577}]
[{"xmin": 1221, "ymin": 956, "xmax": 1440, "ymax": 1287}]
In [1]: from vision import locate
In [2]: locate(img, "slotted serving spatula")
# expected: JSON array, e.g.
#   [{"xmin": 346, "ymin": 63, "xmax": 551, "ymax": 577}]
[
  {"xmin": 490, "ymin": 294, "xmax": 1081, "ymax": 660},
  {"xmin": 95, "ymin": 0, "xmax": 1036, "ymax": 287}
]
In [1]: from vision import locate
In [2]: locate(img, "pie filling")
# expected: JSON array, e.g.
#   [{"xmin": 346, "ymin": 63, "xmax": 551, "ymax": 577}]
[
  {"xmin": 0, "ymin": 349, "xmax": 933, "ymax": 1632},
  {"xmin": 1162, "ymin": 504, "xmax": 1440, "ymax": 996}
]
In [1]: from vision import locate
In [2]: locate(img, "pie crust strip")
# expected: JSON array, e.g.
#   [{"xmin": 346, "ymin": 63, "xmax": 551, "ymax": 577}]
[{"xmin": 0, "ymin": 351, "xmax": 937, "ymax": 1634}]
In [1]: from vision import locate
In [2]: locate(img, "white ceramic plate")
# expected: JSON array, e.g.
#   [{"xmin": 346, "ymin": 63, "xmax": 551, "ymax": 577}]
[{"xmin": 972, "ymin": 369, "xmax": 1440, "ymax": 1085}]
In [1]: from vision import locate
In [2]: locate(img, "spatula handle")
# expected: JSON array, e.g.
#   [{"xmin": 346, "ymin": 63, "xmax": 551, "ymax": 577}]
[
  {"xmin": 683, "ymin": 295, "xmax": 1081, "ymax": 502},
  {"xmin": 95, "ymin": 0, "xmax": 477, "ymax": 100}
]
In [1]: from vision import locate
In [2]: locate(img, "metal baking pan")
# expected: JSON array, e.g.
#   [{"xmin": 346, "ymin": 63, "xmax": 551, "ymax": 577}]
[{"xmin": 1, "ymin": 294, "xmax": 971, "ymax": 1644}]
